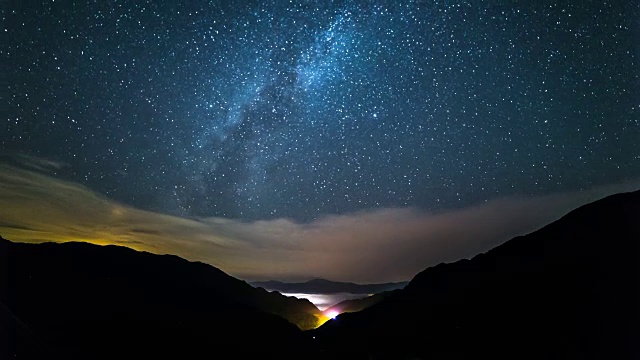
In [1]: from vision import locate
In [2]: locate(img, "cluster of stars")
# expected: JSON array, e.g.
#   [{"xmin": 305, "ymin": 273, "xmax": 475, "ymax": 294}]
[{"xmin": 3, "ymin": 1, "xmax": 638, "ymax": 221}]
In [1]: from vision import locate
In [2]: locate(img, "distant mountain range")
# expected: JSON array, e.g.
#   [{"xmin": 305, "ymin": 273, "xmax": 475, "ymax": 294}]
[
  {"xmin": 312, "ymin": 190, "xmax": 640, "ymax": 359},
  {"xmin": 1, "ymin": 189, "xmax": 638, "ymax": 358},
  {"xmin": 323, "ymin": 290, "xmax": 399, "ymax": 315},
  {"xmin": 251, "ymin": 278, "xmax": 408, "ymax": 294}
]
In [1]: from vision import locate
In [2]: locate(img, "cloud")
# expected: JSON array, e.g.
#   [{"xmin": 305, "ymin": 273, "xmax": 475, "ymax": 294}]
[
  {"xmin": 0, "ymin": 152, "xmax": 69, "ymax": 173},
  {"xmin": 0, "ymin": 163, "xmax": 638, "ymax": 283}
]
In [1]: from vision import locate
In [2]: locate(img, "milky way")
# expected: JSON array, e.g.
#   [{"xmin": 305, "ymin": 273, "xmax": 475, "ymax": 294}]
[{"xmin": 3, "ymin": 1, "xmax": 639, "ymax": 222}]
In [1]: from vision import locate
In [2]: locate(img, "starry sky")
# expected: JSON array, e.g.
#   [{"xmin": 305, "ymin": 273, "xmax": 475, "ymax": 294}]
[{"xmin": 1, "ymin": 1, "xmax": 639, "ymax": 281}]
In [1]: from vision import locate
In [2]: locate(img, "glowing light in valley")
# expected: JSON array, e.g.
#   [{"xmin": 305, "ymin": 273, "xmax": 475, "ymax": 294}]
[
  {"xmin": 325, "ymin": 310, "xmax": 340, "ymax": 320},
  {"xmin": 279, "ymin": 292, "xmax": 366, "ymax": 310}
]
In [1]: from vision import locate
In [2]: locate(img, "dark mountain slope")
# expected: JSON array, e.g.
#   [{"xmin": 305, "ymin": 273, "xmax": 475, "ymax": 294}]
[
  {"xmin": 313, "ymin": 190, "xmax": 640, "ymax": 359},
  {"xmin": 0, "ymin": 237, "xmax": 319, "ymax": 359},
  {"xmin": 252, "ymin": 278, "xmax": 408, "ymax": 294}
]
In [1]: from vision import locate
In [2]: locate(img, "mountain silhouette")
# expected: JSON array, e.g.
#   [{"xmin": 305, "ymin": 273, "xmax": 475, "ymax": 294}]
[
  {"xmin": 313, "ymin": 190, "xmax": 640, "ymax": 359},
  {"xmin": 0, "ymin": 237, "xmax": 322, "ymax": 359},
  {"xmin": 2, "ymin": 190, "xmax": 638, "ymax": 359},
  {"xmin": 323, "ymin": 290, "xmax": 400, "ymax": 315},
  {"xmin": 252, "ymin": 278, "xmax": 408, "ymax": 294}
]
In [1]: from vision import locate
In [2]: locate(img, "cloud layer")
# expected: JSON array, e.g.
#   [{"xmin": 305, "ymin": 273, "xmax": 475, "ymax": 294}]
[{"xmin": 1, "ymin": 163, "xmax": 638, "ymax": 283}]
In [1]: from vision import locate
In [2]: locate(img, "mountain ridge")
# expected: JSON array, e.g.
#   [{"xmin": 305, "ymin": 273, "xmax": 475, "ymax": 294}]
[
  {"xmin": 323, "ymin": 290, "xmax": 400, "ymax": 315},
  {"xmin": 2, "ymin": 189, "xmax": 637, "ymax": 358},
  {"xmin": 0, "ymin": 236, "xmax": 322, "ymax": 359},
  {"xmin": 313, "ymin": 189, "xmax": 640, "ymax": 359},
  {"xmin": 252, "ymin": 278, "xmax": 408, "ymax": 294}
]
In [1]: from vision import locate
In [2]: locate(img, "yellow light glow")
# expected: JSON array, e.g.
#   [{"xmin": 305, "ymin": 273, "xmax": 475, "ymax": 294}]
[{"xmin": 315, "ymin": 314, "xmax": 331, "ymax": 328}]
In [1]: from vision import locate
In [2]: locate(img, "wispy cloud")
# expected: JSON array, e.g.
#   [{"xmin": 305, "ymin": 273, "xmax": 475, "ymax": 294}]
[
  {"xmin": 0, "ymin": 152, "xmax": 69, "ymax": 173},
  {"xmin": 1, "ymin": 163, "xmax": 638, "ymax": 282}
]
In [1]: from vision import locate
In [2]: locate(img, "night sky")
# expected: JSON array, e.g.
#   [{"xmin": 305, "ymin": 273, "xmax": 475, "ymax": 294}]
[{"xmin": 1, "ymin": 1, "xmax": 639, "ymax": 281}]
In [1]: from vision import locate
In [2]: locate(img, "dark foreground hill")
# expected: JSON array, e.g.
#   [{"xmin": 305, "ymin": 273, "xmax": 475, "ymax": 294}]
[
  {"xmin": 0, "ymin": 237, "xmax": 321, "ymax": 359},
  {"xmin": 252, "ymin": 278, "xmax": 408, "ymax": 295},
  {"xmin": 313, "ymin": 190, "xmax": 640, "ymax": 359}
]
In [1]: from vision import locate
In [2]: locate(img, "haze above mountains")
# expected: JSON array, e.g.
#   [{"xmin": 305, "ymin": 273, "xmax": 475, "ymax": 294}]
[
  {"xmin": 252, "ymin": 278, "xmax": 408, "ymax": 295},
  {"xmin": 2, "ymin": 189, "xmax": 638, "ymax": 358}
]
